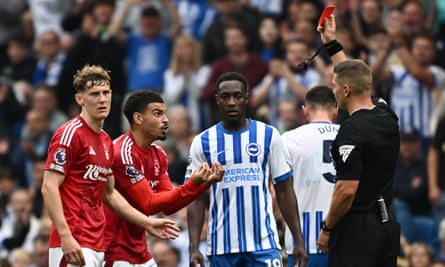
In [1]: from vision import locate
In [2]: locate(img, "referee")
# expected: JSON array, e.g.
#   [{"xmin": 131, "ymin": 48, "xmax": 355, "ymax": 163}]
[{"xmin": 316, "ymin": 15, "xmax": 400, "ymax": 267}]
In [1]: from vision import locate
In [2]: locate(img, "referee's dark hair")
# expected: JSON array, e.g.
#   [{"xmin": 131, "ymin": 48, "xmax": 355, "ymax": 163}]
[
  {"xmin": 215, "ymin": 72, "xmax": 249, "ymax": 94},
  {"xmin": 123, "ymin": 90, "xmax": 164, "ymax": 125},
  {"xmin": 305, "ymin": 85, "xmax": 337, "ymax": 110}
]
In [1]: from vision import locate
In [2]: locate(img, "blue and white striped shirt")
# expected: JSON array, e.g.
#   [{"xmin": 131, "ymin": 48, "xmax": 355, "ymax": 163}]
[
  {"xmin": 185, "ymin": 120, "xmax": 292, "ymax": 256},
  {"xmin": 390, "ymin": 65, "xmax": 445, "ymax": 138}
]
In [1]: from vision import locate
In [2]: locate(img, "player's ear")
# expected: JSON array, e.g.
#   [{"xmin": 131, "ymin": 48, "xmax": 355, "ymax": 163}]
[
  {"xmin": 302, "ymin": 105, "xmax": 309, "ymax": 119},
  {"xmin": 343, "ymin": 84, "xmax": 352, "ymax": 97},
  {"xmin": 74, "ymin": 93, "xmax": 83, "ymax": 106},
  {"xmin": 133, "ymin": 112, "xmax": 143, "ymax": 125}
]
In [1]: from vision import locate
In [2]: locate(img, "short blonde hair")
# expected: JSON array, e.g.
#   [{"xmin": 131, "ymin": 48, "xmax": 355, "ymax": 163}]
[{"xmin": 72, "ymin": 64, "xmax": 111, "ymax": 92}]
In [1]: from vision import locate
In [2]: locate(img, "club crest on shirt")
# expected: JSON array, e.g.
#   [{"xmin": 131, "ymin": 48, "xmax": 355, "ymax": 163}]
[
  {"xmin": 339, "ymin": 145, "xmax": 355, "ymax": 163},
  {"xmin": 154, "ymin": 159, "xmax": 160, "ymax": 176},
  {"xmin": 54, "ymin": 148, "xmax": 67, "ymax": 165},
  {"xmin": 245, "ymin": 143, "xmax": 261, "ymax": 157}
]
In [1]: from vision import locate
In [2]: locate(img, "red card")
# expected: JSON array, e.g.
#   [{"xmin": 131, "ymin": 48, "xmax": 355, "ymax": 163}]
[{"xmin": 318, "ymin": 6, "xmax": 336, "ymax": 26}]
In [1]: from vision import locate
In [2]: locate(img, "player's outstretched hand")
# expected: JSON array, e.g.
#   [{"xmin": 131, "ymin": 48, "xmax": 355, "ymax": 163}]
[
  {"xmin": 190, "ymin": 162, "xmax": 212, "ymax": 185},
  {"xmin": 145, "ymin": 217, "xmax": 180, "ymax": 239},
  {"xmin": 205, "ymin": 161, "xmax": 225, "ymax": 185},
  {"xmin": 317, "ymin": 14, "xmax": 337, "ymax": 44},
  {"xmin": 189, "ymin": 247, "xmax": 205, "ymax": 267},
  {"xmin": 190, "ymin": 161, "xmax": 225, "ymax": 185}
]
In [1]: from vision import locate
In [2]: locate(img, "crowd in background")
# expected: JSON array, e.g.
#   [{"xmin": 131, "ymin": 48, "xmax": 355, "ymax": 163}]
[{"xmin": 0, "ymin": 0, "xmax": 445, "ymax": 266}]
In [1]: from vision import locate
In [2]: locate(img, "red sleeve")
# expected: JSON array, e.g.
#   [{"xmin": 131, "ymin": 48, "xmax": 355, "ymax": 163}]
[
  {"xmin": 155, "ymin": 145, "xmax": 174, "ymax": 192},
  {"xmin": 45, "ymin": 128, "xmax": 76, "ymax": 175},
  {"xmin": 123, "ymin": 178, "xmax": 208, "ymax": 215}
]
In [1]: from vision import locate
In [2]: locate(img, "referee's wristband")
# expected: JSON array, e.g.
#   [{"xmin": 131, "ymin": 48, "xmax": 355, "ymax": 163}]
[
  {"xmin": 324, "ymin": 40, "xmax": 343, "ymax": 57},
  {"xmin": 321, "ymin": 220, "xmax": 333, "ymax": 232}
]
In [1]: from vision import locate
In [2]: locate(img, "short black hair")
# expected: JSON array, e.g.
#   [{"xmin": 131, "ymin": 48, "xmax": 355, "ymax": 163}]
[
  {"xmin": 123, "ymin": 90, "xmax": 164, "ymax": 125},
  {"xmin": 305, "ymin": 85, "xmax": 337, "ymax": 109},
  {"xmin": 215, "ymin": 72, "xmax": 248, "ymax": 94},
  {"xmin": 141, "ymin": 6, "xmax": 160, "ymax": 17}
]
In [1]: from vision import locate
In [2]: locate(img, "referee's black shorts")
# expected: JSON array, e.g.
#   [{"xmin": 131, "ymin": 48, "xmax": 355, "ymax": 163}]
[{"xmin": 328, "ymin": 207, "xmax": 400, "ymax": 267}]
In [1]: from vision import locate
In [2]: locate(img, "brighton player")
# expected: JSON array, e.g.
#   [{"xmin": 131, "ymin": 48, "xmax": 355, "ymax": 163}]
[
  {"xmin": 282, "ymin": 86, "xmax": 339, "ymax": 267},
  {"xmin": 103, "ymin": 90, "xmax": 224, "ymax": 266},
  {"xmin": 42, "ymin": 65, "xmax": 179, "ymax": 267},
  {"xmin": 187, "ymin": 72, "xmax": 308, "ymax": 267}
]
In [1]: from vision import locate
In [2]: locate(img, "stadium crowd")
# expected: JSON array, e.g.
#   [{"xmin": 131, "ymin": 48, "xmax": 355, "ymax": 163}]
[{"xmin": 0, "ymin": 0, "xmax": 445, "ymax": 266}]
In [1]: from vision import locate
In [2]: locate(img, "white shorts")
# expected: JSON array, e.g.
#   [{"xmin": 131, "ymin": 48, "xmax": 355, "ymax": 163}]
[
  {"xmin": 108, "ymin": 258, "xmax": 157, "ymax": 267},
  {"xmin": 49, "ymin": 247, "xmax": 105, "ymax": 267}
]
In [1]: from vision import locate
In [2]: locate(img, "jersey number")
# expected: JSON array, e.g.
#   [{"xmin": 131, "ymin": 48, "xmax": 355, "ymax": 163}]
[
  {"xmin": 265, "ymin": 258, "xmax": 282, "ymax": 267},
  {"xmin": 322, "ymin": 140, "xmax": 336, "ymax": 183}
]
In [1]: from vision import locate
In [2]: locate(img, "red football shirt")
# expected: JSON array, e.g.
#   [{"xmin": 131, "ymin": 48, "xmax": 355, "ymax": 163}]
[
  {"xmin": 45, "ymin": 116, "xmax": 113, "ymax": 251},
  {"xmin": 104, "ymin": 132, "xmax": 207, "ymax": 264}
]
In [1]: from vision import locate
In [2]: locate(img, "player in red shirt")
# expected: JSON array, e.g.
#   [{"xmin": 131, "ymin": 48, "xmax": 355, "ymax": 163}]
[
  {"xmin": 104, "ymin": 90, "xmax": 224, "ymax": 266},
  {"xmin": 42, "ymin": 65, "xmax": 180, "ymax": 267}
]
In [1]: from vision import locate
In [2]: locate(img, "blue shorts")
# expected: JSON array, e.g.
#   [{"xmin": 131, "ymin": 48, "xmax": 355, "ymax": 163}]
[
  {"xmin": 288, "ymin": 253, "xmax": 327, "ymax": 267},
  {"xmin": 208, "ymin": 249, "xmax": 282, "ymax": 267}
]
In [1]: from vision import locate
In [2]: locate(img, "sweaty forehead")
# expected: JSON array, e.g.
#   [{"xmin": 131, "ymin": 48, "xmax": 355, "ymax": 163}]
[{"xmin": 217, "ymin": 80, "xmax": 245, "ymax": 92}]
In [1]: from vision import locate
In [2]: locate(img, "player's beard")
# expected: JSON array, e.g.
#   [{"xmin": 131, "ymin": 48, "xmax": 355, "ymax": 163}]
[{"xmin": 158, "ymin": 133, "xmax": 167, "ymax": 141}]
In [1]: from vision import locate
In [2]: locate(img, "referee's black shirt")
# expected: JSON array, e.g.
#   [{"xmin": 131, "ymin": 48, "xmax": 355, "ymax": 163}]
[{"xmin": 331, "ymin": 102, "xmax": 400, "ymax": 212}]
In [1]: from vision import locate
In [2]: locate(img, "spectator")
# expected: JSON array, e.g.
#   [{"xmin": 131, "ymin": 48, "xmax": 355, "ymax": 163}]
[
  {"xmin": 372, "ymin": 30, "xmax": 445, "ymax": 154},
  {"xmin": 2, "ymin": 34, "xmax": 35, "ymax": 83},
  {"xmin": 202, "ymin": 21, "xmax": 268, "ymax": 124},
  {"xmin": 293, "ymin": 19, "xmax": 320, "ymax": 50},
  {"xmin": 0, "ymin": 189, "xmax": 40, "ymax": 261},
  {"xmin": 31, "ymin": 85, "xmax": 68, "ymax": 133},
  {"xmin": 400, "ymin": 0, "xmax": 434, "ymax": 39},
  {"xmin": 29, "ymin": 156, "xmax": 46, "ymax": 219},
  {"xmin": 12, "ymin": 109, "xmax": 52, "ymax": 188},
  {"xmin": 251, "ymin": 39, "xmax": 322, "ymax": 127},
  {"xmin": 246, "ymin": 0, "xmax": 283, "ymax": 16},
  {"xmin": 0, "ymin": 76, "xmax": 27, "ymax": 144},
  {"xmin": 0, "ymin": 0, "xmax": 28, "ymax": 69},
  {"xmin": 0, "ymin": 167, "xmax": 16, "ymax": 221},
  {"xmin": 350, "ymin": 0, "xmax": 384, "ymax": 49},
  {"xmin": 173, "ymin": 0, "xmax": 215, "ymax": 40},
  {"xmin": 393, "ymin": 130, "xmax": 435, "ymax": 245},
  {"xmin": 201, "ymin": 0, "xmax": 262, "ymax": 64},
  {"xmin": 168, "ymin": 207, "xmax": 209, "ymax": 267},
  {"xmin": 258, "ymin": 15, "xmax": 283, "ymax": 63},
  {"xmin": 276, "ymin": 99, "xmax": 305, "ymax": 134},
  {"xmin": 163, "ymin": 35, "xmax": 211, "ymax": 132},
  {"xmin": 28, "ymin": 0, "xmax": 71, "ymax": 38},
  {"xmin": 279, "ymin": 0, "xmax": 322, "ymax": 44},
  {"xmin": 406, "ymin": 242, "xmax": 435, "ymax": 267},
  {"xmin": 155, "ymin": 140, "xmax": 188, "ymax": 186},
  {"xmin": 109, "ymin": 1, "xmax": 180, "ymax": 93},
  {"xmin": 10, "ymin": 248, "xmax": 32, "ymax": 267},
  {"xmin": 30, "ymin": 235, "xmax": 49, "ymax": 267},
  {"xmin": 166, "ymin": 105, "xmax": 195, "ymax": 161},
  {"xmin": 33, "ymin": 31, "xmax": 66, "ymax": 87},
  {"xmin": 151, "ymin": 239, "xmax": 181, "ymax": 267}
]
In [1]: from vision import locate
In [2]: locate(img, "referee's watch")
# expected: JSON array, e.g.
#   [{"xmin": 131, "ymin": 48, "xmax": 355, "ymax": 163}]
[{"xmin": 321, "ymin": 220, "xmax": 333, "ymax": 232}]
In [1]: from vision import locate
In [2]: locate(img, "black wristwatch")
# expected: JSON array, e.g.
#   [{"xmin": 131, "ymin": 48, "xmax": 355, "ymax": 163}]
[{"xmin": 321, "ymin": 220, "xmax": 333, "ymax": 232}]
